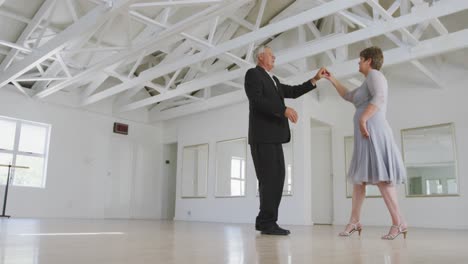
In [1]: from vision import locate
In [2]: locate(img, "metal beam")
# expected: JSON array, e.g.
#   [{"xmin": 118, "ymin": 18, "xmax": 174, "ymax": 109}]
[
  {"xmin": 11, "ymin": 81, "xmax": 30, "ymax": 97},
  {"xmin": 130, "ymin": 0, "xmax": 223, "ymax": 8},
  {"xmin": 366, "ymin": 0, "xmax": 419, "ymax": 45},
  {"xmin": 152, "ymin": 28, "xmax": 468, "ymax": 121},
  {"xmin": 80, "ymin": 8, "xmax": 181, "ymax": 98},
  {"xmin": 275, "ymin": 0, "xmax": 468, "ymax": 65},
  {"xmin": 120, "ymin": 68, "xmax": 243, "ymax": 112},
  {"xmin": 33, "ymin": 0, "xmax": 250, "ymax": 98},
  {"xmin": 305, "ymin": 22, "xmax": 335, "ymax": 62},
  {"xmin": 228, "ymin": 15, "xmax": 254, "ymax": 31},
  {"xmin": 292, "ymin": 28, "xmax": 468, "ymax": 82},
  {"xmin": 0, "ymin": 8, "xmax": 61, "ymax": 32},
  {"xmin": 65, "ymin": 0, "xmax": 80, "ymax": 22},
  {"xmin": 114, "ymin": 4, "xmax": 241, "ymax": 105},
  {"xmin": 0, "ymin": 40, "xmax": 31, "ymax": 53},
  {"xmin": 0, "ymin": 0, "xmax": 57, "ymax": 71},
  {"xmin": 181, "ymin": 2, "xmax": 254, "ymax": 85},
  {"xmin": 150, "ymin": 90, "xmax": 245, "ymax": 122},
  {"xmin": 410, "ymin": 60, "xmax": 445, "ymax": 89},
  {"xmin": 146, "ymin": 21, "xmax": 468, "ymax": 114},
  {"xmin": 83, "ymin": 0, "xmax": 366, "ymax": 106},
  {"xmin": 351, "ymin": 1, "xmax": 444, "ymax": 89},
  {"xmin": 0, "ymin": 1, "xmax": 133, "ymax": 89},
  {"xmin": 119, "ymin": 0, "xmax": 468, "ymax": 111}
]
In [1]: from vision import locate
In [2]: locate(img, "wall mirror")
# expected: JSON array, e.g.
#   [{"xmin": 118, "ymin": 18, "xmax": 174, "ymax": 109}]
[
  {"xmin": 181, "ymin": 144, "xmax": 209, "ymax": 198},
  {"xmin": 215, "ymin": 138, "xmax": 247, "ymax": 197},
  {"xmin": 401, "ymin": 123, "xmax": 459, "ymax": 197},
  {"xmin": 345, "ymin": 136, "xmax": 381, "ymax": 198}
]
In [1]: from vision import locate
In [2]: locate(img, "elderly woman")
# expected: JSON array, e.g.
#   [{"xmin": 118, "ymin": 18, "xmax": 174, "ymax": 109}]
[{"xmin": 324, "ymin": 47, "xmax": 407, "ymax": 240}]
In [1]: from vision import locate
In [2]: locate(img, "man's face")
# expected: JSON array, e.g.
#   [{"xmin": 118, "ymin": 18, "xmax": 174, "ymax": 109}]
[{"xmin": 259, "ymin": 47, "xmax": 275, "ymax": 71}]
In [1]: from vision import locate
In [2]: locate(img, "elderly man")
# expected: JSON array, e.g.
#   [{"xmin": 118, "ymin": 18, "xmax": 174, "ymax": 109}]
[{"xmin": 245, "ymin": 45, "xmax": 326, "ymax": 235}]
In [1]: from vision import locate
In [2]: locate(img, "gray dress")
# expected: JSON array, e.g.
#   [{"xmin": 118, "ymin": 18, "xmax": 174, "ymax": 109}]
[{"xmin": 344, "ymin": 69, "xmax": 406, "ymax": 185}]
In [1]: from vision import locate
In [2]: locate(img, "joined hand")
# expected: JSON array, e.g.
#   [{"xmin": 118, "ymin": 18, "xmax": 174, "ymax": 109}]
[{"xmin": 312, "ymin": 67, "xmax": 331, "ymax": 84}]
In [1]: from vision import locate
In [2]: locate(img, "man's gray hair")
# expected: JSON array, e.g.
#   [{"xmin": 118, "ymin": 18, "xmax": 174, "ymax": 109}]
[{"xmin": 253, "ymin": 45, "xmax": 271, "ymax": 64}]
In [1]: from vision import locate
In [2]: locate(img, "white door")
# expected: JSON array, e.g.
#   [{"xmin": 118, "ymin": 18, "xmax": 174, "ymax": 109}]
[
  {"xmin": 105, "ymin": 136, "xmax": 134, "ymax": 219},
  {"xmin": 311, "ymin": 124, "xmax": 333, "ymax": 224}
]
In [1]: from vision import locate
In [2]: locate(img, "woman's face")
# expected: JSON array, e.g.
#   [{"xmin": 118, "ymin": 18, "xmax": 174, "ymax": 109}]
[{"xmin": 358, "ymin": 57, "xmax": 372, "ymax": 74}]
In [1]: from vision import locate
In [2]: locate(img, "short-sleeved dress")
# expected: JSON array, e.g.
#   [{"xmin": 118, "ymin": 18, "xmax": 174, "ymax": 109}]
[{"xmin": 344, "ymin": 69, "xmax": 406, "ymax": 185}]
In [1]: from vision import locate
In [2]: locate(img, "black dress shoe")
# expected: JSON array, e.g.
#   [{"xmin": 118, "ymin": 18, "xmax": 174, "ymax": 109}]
[
  {"xmin": 260, "ymin": 226, "xmax": 289, "ymax": 236},
  {"xmin": 275, "ymin": 225, "xmax": 291, "ymax": 234},
  {"xmin": 256, "ymin": 224, "xmax": 291, "ymax": 234}
]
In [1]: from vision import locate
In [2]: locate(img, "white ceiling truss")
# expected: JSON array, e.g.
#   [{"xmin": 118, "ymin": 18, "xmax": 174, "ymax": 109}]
[{"xmin": 0, "ymin": 0, "xmax": 467, "ymax": 122}]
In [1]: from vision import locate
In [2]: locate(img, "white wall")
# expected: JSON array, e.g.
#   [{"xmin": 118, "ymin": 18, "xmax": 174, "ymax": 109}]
[
  {"xmin": 0, "ymin": 89, "xmax": 164, "ymax": 219},
  {"xmin": 162, "ymin": 64, "xmax": 468, "ymax": 229}
]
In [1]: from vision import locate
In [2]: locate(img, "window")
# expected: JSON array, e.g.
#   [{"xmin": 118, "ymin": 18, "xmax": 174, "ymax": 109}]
[
  {"xmin": 230, "ymin": 157, "xmax": 245, "ymax": 196},
  {"xmin": 0, "ymin": 116, "xmax": 51, "ymax": 188}
]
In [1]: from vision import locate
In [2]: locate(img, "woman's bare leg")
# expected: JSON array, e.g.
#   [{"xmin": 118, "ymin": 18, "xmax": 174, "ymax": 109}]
[
  {"xmin": 342, "ymin": 184, "xmax": 366, "ymax": 233},
  {"xmin": 377, "ymin": 182, "xmax": 407, "ymax": 236}
]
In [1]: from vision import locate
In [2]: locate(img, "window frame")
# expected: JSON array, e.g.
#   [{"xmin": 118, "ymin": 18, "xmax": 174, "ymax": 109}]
[
  {"xmin": 0, "ymin": 116, "xmax": 51, "ymax": 188},
  {"xmin": 230, "ymin": 156, "xmax": 246, "ymax": 196}
]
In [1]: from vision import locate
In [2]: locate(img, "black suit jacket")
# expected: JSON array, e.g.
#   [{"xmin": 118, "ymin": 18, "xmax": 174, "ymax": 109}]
[{"xmin": 244, "ymin": 66, "xmax": 317, "ymax": 144}]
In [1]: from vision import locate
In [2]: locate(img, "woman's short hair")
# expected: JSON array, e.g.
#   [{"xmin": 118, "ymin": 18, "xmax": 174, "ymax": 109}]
[{"xmin": 359, "ymin": 46, "xmax": 384, "ymax": 70}]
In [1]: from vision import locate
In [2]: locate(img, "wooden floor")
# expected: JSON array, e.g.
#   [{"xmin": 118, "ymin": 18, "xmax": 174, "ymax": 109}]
[{"xmin": 1, "ymin": 219, "xmax": 467, "ymax": 264}]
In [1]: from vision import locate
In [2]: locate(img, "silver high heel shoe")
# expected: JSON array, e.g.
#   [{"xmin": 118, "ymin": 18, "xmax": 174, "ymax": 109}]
[
  {"xmin": 381, "ymin": 224, "xmax": 408, "ymax": 240},
  {"xmin": 339, "ymin": 222, "xmax": 362, "ymax": 237}
]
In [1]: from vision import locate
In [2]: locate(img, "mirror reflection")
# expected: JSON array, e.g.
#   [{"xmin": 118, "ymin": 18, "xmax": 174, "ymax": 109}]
[
  {"xmin": 282, "ymin": 136, "xmax": 293, "ymax": 196},
  {"xmin": 181, "ymin": 144, "xmax": 209, "ymax": 198},
  {"xmin": 401, "ymin": 123, "xmax": 458, "ymax": 197},
  {"xmin": 215, "ymin": 138, "xmax": 247, "ymax": 197}
]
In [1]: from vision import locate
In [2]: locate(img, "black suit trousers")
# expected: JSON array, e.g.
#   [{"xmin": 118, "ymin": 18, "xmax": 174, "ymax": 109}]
[{"xmin": 250, "ymin": 143, "xmax": 285, "ymax": 229}]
